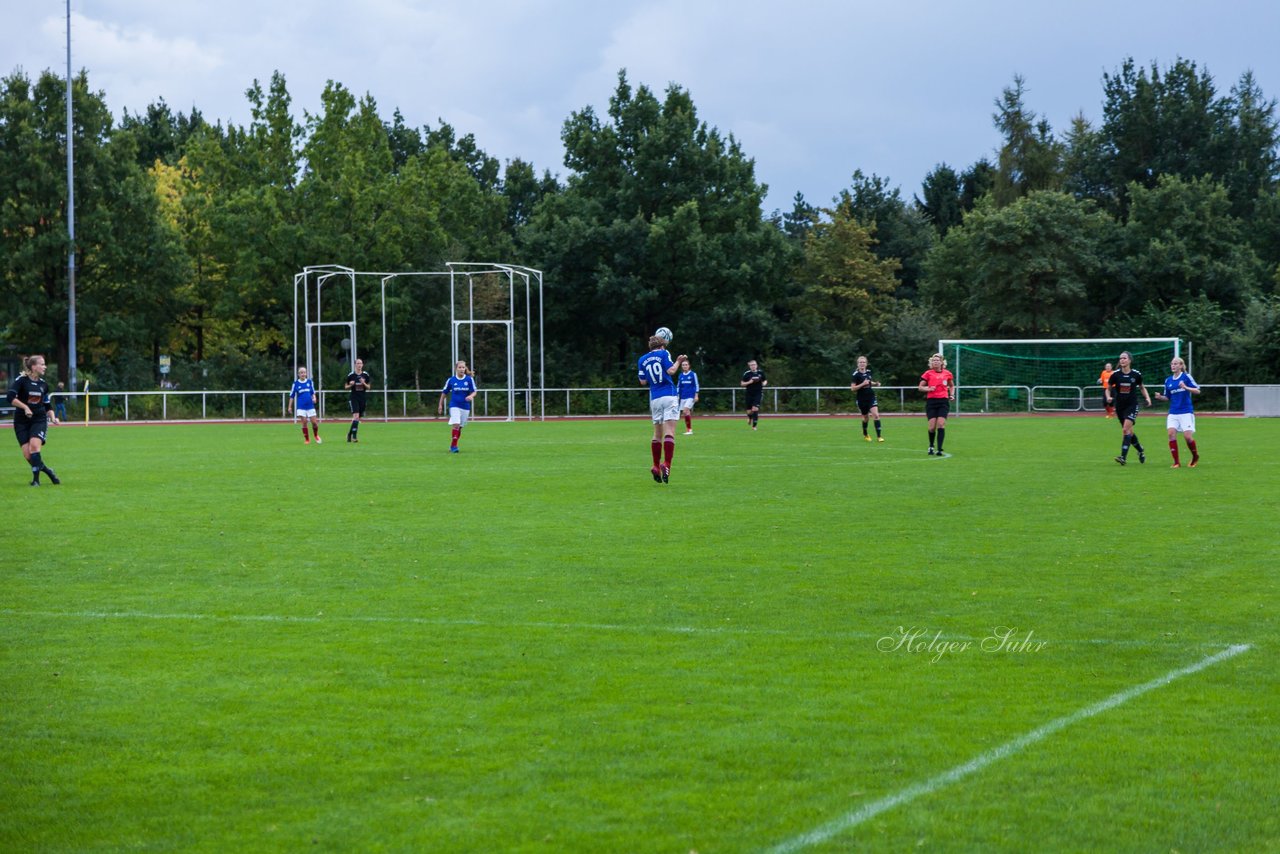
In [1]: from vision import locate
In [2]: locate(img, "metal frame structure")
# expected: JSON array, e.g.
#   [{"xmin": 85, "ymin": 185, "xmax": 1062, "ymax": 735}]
[{"xmin": 293, "ymin": 263, "xmax": 544, "ymax": 421}]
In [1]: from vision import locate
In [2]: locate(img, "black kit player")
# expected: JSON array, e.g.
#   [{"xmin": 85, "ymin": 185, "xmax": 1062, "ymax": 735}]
[
  {"xmin": 7, "ymin": 354, "xmax": 60, "ymax": 485},
  {"xmin": 344, "ymin": 358, "xmax": 372, "ymax": 442},
  {"xmin": 850, "ymin": 355, "xmax": 883, "ymax": 442},
  {"xmin": 741, "ymin": 360, "xmax": 767, "ymax": 430},
  {"xmin": 1105, "ymin": 350, "xmax": 1153, "ymax": 466}
]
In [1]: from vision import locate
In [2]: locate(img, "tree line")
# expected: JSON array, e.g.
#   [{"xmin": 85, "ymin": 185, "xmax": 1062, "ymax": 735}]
[{"xmin": 2, "ymin": 58, "xmax": 1277, "ymax": 392}]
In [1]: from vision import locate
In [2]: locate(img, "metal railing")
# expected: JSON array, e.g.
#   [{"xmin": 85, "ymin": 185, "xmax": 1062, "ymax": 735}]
[{"xmin": 57, "ymin": 384, "xmax": 1251, "ymax": 423}]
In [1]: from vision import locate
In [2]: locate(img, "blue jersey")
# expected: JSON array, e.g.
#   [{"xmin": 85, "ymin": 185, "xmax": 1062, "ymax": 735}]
[
  {"xmin": 290, "ymin": 379, "xmax": 316, "ymax": 410},
  {"xmin": 1163, "ymin": 373, "xmax": 1198, "ymax": 415},
  {"xmin": 638, "ymin": 350, "xmax": 676, "ymax": 399},
  {"xmin": 443, "ymin": 374, "xmax": 477, "ymax": 410},
  {"xmin": 677, "ymin": 370, "xmax": 700, "ymax": 400}
]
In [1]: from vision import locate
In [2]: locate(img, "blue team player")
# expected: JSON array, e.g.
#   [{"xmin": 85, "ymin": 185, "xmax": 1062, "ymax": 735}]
[
  {"xmin": 437, "ymin": 360, "xmax": 478, "ymax": 453},
  {"xmin": 1154, "ymin": 356, "xmax": 1201, "ymax": 468},
  {"xmin": 677, "ymin": 358, "xmax": 700, "ymax": 435},
  {"xmin": 288, "ymin": 366, "xmax": 321, "ymax": 444},
  {"xmin": 638, "ymin": 335, "xmax": 688, "ymax": 483}
]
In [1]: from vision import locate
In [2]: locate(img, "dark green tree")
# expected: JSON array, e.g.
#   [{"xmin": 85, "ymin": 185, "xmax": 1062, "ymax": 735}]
[
  {"xmin": 782, "ymin": 191, "xmax": 817, "ymax": 243},
  {"xmin": 1061, "ymin": 114, "xmax": 1112, "ymax": 206},
  {"xmin": 959, "ymin": 158, "xmax": 996, "ymax": 210},
  {"xmin": 118, "ymin": 98, "xmax": 206, "ymax": 168},
  {"xmin": 785, "ymin": 200, "xmax": 901, "ymax": 379},
  {"xmin": 1221, "ymin": 71, "xmax": 1280, "ymax": 220},
  {"xmin": 502, "ymin": 158, "xmax": 559, "ymax": 233},
  {"xmin": 0, "ymin": 69, "xmax": 186, "ymax": 383},
  {"xmin": 921, "ymin": 191, "xmax": 1117, "ymax": 337},
  {"xmin": 384, "ymin": 107, "xmax": 423, "ymax": 172},
  {"xmin": 522, "ymin": 71, "xmax": 791, "ymax": 381},
  {"xmin": 179, "ymin": 71, "xmax": 305, "ymax": 382},
  {"xmin": 992, "ymin": 75, "xmax": 1063, "ymax": 206},
  {"xmin": 837, "ymin": 170, "xmax": 935, "ymax": 299},
  {"xmin": 1118, "ymin": 174, "xmax": 1263, "ymax": 316},
  {"xmin": 918, "ymin": 163, "xmax": 964, "ymax": 237},
  {"xmin": 425, "ymin": 120, "xmax": 501, "ymax": 192},
  {"xmin": 1096, "ymin": 58, "xmax": 1279, "ymax": 218}
]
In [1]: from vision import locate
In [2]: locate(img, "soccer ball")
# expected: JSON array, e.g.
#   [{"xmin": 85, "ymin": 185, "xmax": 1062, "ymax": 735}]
[{"xmin": 655, "ymin": 326, "xmax": 673, "ymax": 343}]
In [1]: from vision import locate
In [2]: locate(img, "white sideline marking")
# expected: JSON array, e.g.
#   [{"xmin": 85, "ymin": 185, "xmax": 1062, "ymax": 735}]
[
  {"xmin": 767, "ymin": 643, "xmax": 1251, "ymax": 853},
  {"xmin": 0, "ymin": 610, "xmax": 1235, "ymax": 650},
  {"xmin": 0, "ymin": 608, "xmax": 788, "ymax": 638}
]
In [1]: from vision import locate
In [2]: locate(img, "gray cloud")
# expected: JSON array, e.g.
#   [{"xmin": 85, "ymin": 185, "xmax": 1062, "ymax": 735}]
[{"xmin": 6, "ymin": 0, "xmax": 1278, "ymax": 211}]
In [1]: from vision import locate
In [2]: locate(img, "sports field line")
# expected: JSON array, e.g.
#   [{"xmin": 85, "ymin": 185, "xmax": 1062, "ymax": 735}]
[
  {"xmin": 765, "ymin": 642, "xmax": 1252, "ymax": 853},
  {"xmin": 0, "ymin": 609, "xmax": 1235, "ymax": 649}
]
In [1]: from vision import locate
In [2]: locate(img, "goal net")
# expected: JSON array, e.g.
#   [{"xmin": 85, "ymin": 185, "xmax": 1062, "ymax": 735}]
[{"xmin": 939, "ymin": 338, "xmax": 1183, "ymax": 413}]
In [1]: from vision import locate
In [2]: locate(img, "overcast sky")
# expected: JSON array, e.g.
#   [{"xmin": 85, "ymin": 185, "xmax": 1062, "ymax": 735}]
[{"xmin": 6, "ymin": 0, "xmax": 1280, "ymax": 212}]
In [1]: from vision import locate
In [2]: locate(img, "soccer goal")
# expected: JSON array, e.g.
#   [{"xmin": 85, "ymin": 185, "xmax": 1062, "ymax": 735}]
[
  {"xmin": 293, "ymin": 262, "xmax": 546, "ymax": 421},
  {"xmin": 938, "ymin": 338, "xmax": 1184, "ymax": 413}
]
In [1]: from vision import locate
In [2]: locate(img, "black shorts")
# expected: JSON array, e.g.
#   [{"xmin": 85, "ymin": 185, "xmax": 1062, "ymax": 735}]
[
  {"xmin": 925, "ymin": 399, "xmax": 950, "ymax": 420},
  {"xmin": 1116, "ymin": 403, "xmax": 1139, "ymax": 423},
  {"xmin": 15, "ymin": 417, "xmax": 48, "ymax": 446},
  {"xmin": 857, "ymin": 395, "xmax": 878, "ymax": 416},
  {"xmin": 350, "ymin": 399, "xmax": 367, "ymax": 416},
  {"xmin": 745, "ymin": 394, "xmax": 763, "ymax": 410}
]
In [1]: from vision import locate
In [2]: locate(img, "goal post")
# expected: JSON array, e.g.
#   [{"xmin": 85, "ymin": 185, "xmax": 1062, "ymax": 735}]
[{"xmin": 938, "ymin": 338, "xmax": 1183, "ymax": 413}]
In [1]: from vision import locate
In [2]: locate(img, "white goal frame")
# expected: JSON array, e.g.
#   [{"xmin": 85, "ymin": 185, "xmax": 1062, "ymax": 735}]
[
  {"xmin": 293, "ymin": 262, "xmax": 545, "ymax": 421},
  {"xmin": 938, "ymin": 337, "xmax": 1183, "ymax": 414}
]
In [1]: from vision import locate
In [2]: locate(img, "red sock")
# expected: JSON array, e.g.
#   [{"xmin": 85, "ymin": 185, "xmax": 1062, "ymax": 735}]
[
  {"xmin": 663, "ymin": 437, "xmax": 674, "ymax": 466},
  {"xmin": 1169, "ymin": 439, "xmax": 1180, "ymax": 464},
  {"xmin": 1187, "ymin": 439, "xmax": 1197, "ymax": 456},
  {"xmin": 651, "ymin": 440, "xmax": 661, "ymax": 466},
  {"xmin": 684, "ymin": 413, "xmax": 692, "ymax": 430},
  {"xmin": 302, "ymin": 425, "xmax": 309, "ymax": 440},
  {"xmin": 451, "ymin": 427, "xmax": 461, "ymax": 447}
]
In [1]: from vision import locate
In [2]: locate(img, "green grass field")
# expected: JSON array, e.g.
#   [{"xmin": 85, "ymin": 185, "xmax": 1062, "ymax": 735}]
[{"xmin": 3, "ymin": 414, "xmax": 1277, "ymax": 852}]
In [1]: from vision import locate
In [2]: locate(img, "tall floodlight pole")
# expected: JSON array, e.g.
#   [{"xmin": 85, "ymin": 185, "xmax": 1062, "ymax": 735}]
[{"xmin": 66, "ymin": 0, "xmax": 78, "ymax": 388}]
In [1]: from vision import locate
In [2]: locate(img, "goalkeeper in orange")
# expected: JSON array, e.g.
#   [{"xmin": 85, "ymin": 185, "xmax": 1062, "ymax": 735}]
[{"xmin": 1098, "ymin": 362, "xmax": 1115, "ymax": 418}]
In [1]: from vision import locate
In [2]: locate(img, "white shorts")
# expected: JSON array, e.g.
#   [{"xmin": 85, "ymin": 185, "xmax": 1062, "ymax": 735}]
[
  {"xmin": 1166, "ymin": 412, "xmax": 1196, "ymax": 433},
  {"xmin": 650, "ymin": 395, "xmax": 679, "ymax": 424},
  {"xmin": 448, "ymin": 407, "xmax": 471, "ymax": 427},
  {"xmin": 680, "ymin": 398, "xmax": 696, "ymax": 412},
  {"xmin": 295, "ymin": 408, "xmax": 317, "ymax": 419}
]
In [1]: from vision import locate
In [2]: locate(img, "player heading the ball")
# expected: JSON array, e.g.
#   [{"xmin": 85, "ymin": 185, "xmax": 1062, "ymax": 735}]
[{"xmin": 638, "ymin": 334, "xmax": 686, "ymax": 483}]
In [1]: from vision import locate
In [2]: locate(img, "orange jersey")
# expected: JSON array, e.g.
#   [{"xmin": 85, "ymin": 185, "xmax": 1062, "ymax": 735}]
[
  {"xmin": 921, "ymin": 369, "xmax": 953, "ymax": 399},
  {"xmin": 1099, "ymin": 369, "xmax": 1113, "ymax": 389}
]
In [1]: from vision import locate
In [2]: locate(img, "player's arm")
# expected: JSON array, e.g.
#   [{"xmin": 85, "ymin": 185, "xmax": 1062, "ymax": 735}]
[
  {"xmin": 667, "ymin": 355, "xmax": 686, "ymax": 377},
  {"xmin": 918, "ymin": 375, "xmax": 930, "ymax": 393},
  {"xmin": 1184, "ymin": 377, "xmax": 1201, "ymax": 394},
  {"xmin": 1139, "ymin": 380, "xmax": 1152, "ymax": 406},
  {"xmin": 7, "ymin": 384, "xmax": 31, "ymax": 417},
  {"xmin": 437, "ymin": 390, "xmax": 448, "ymax": 415}
]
